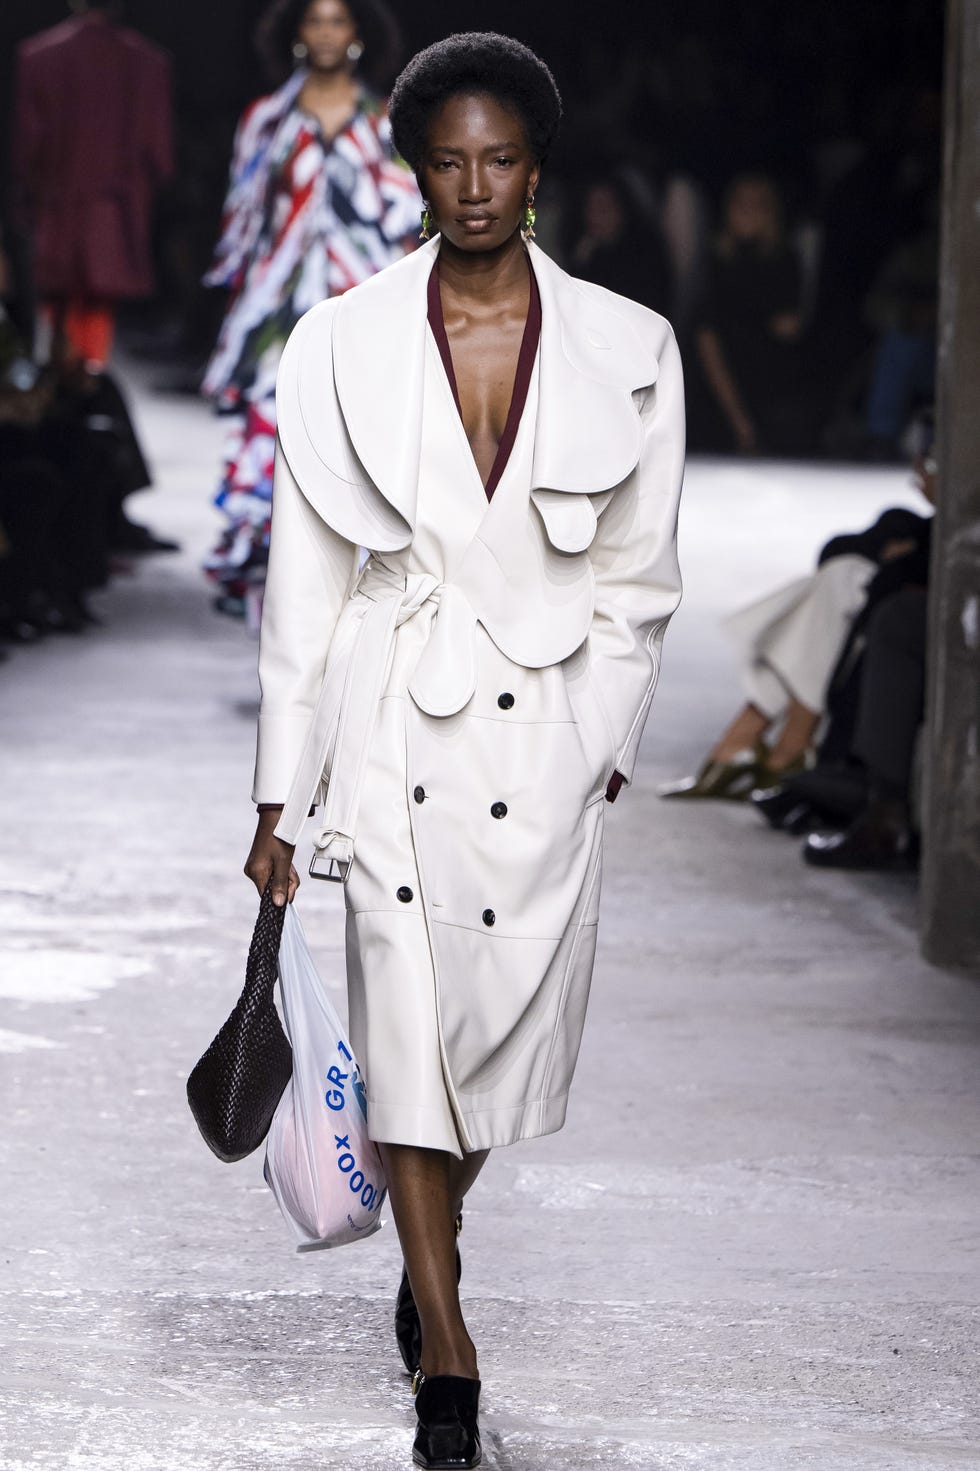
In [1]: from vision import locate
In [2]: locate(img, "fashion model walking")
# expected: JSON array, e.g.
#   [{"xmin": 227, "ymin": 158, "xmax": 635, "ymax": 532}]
[
  {"xmin": 244, "ymin": 33, "xmax": 685, "ymax": 1467},
  {"xmin": 203, "ymin": 0, "xmax": 420, "ymax": 617}
]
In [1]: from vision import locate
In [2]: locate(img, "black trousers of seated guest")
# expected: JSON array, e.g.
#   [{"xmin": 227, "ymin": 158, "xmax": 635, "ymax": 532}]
[
  {"xmin": 0, "ymin": 457, "xmax": 62, "ymax": 617},
  {"xmin": 818, "ymin": 534, "xmax": 932, "ymax": 767},
  {"xmin": 852, "ymin": 587, "xmax": 928, "ymax": 793},
  {"xmin": 0, "ymin": 434, "xmax": 110, "ymax": 612},
  {"xmin": 34, "ymin": 419, "xmax": 112, "ymax": 588}
]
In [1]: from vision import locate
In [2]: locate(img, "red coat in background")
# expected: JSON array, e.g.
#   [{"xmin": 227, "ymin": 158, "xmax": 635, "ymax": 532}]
[{"xmin": 12, "ymin": 12, "xmax": 174, "ymax": 302}]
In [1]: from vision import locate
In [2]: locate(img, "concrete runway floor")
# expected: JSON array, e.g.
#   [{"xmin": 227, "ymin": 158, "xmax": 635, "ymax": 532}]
[{"xmin": 1, "ymin": 380, "xmax": 978, "ymax": 1470}]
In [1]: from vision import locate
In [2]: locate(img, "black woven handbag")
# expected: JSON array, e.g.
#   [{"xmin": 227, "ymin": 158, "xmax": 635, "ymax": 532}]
[{"xmin": 186, "ymin": 886, "xmax": 293, "ymax": 1163}]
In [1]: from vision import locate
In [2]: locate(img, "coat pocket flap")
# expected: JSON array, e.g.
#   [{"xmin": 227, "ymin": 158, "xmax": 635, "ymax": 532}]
[{"xmin": 530, "ymin": 490, "xmax": 599, "ymax": 554}]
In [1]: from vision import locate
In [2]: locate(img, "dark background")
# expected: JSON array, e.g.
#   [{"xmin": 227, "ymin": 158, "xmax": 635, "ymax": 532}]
[
  {"xmin": 1, "ymin": 0, "xmax": 944, "ymax": 193},
  {"xmin": 0, "ymin": 0, "xmax": 945, "ymax": 452}
]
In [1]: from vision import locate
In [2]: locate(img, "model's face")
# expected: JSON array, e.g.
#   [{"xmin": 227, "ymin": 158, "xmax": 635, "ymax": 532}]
[
  {"xmin": 419, "ymin": 92, "xmax": 540, "ymax": 253},
  {"xmin": 298, "ymin": 0, "xmax": 358, "ymax": 73}
]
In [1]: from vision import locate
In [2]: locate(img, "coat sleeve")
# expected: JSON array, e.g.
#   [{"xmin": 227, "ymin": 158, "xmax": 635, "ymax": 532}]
[
  {"xmin": 252, "ymin": 436, "xmax": 360, "ymax": 805},
  {"xmin": 586, "ymin": 322, "xmax": 685, "ymax": 788}
]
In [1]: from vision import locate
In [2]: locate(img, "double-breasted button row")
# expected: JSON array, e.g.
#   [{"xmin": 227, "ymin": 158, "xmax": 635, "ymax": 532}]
[
  {"xmin": 398, "ymin": 886, "xmax": 495, "ymax": 926},
  {"xmin": 398, "ymin": 888, "xmax": 496, "ymax": 926},
  {"xmin": 416, "ymin": 786, "xmax": 508, "ymax": 819},
  {"xmin": 409, "ymin": 741, "xmax": 508, "ymax": 924}
]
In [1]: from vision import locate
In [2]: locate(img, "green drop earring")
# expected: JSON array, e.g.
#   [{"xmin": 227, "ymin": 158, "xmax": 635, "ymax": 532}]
[
  {"xmin": 522, "ymin": 194, "xmax": 537, "ymax": 241},
  {"xmin": 419, "ymin": 204, "xmax": 434, "ymax": 241}
]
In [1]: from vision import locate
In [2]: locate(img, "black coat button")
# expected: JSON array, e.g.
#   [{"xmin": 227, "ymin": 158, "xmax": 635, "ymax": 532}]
[
  {"xmin": 497, "ymin": 692, "xmax": 515, "ymax": 710},
  {"xmin": 490, "ymin": 802, "xmax": 508, "ymax": 819},
  {"xmin": 413, "ymin": 785, "xmax": 426, "ymax": 803},
  {"xmin": 396, "ymin": 886, "xmax": 413, "ymax": 903},
  {"xmin": 482, "ymin": 908, "xmax": 496, "ymax": 926}
]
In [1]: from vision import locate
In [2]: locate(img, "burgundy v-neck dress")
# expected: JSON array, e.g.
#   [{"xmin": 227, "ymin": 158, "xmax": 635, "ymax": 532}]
[{"xmin": 426, "ymin": 259, "xmax": 542, "ymax": 501}]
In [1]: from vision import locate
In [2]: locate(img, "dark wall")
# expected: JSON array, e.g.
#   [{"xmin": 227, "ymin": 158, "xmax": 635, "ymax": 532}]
[
  {"xmin": 2, "ymin": 1, "xmax": 944, "ymax": 124},
  {"xmin": 922, "ymin": 0, "xmax": 980, "ymax": 973}
]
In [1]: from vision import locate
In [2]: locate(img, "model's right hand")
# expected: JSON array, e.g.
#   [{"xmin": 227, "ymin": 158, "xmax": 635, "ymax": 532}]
[{"xmin": 244, "ymin": 810, "xmax": 299, "ymax": 906}]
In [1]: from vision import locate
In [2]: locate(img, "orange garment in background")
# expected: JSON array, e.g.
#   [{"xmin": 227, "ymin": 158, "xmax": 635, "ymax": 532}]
[{"xmin": 42, "ymin": 299, "xmax": 115, "ymax": 370}]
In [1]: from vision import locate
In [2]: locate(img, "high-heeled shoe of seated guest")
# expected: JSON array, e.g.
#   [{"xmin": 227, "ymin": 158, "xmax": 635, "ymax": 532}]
[
  {"xmin": 413, "ymin": 1374, "xmax": 481, "ymax": 1470},
  {"xmin": 396, "ymin": 1213, "xmax": 463, "ymax": 1377},
  {"xmin": 658, "ymin": 745, "xmax": 765, "ymax": 801}
]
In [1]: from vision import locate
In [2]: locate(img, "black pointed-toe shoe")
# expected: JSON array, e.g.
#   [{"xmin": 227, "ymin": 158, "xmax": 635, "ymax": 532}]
[
  {"xmin": 412, "ymin": 1374, "xmax": 482, "ymax": 1469},
  {"xmin": 396, "ymin": 1214, "xmax": 462, "ymax": 1377},
  {"xmin": 803, "ymin": 812, "xmax": 919, "ymax": 871},
  {"xmin": 750, "ymin": 783, "xmax": 817, "ymax": 834}
]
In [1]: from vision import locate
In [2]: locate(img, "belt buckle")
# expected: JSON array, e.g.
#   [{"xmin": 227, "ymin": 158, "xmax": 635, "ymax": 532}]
[{"xmin": 309, "ymin": 852, "xmax": 351, "ymax": 883}]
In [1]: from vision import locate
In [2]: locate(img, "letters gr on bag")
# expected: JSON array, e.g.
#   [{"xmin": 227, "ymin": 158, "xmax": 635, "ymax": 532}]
[{"xmin": 325, "ymin": 1041, "xmax": 386, "ymax": 1214}]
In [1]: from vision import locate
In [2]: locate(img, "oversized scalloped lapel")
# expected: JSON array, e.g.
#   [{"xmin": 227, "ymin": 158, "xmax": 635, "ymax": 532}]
[
  {"xmin": 329, "ymin": 239, "xmax": 440, "ymax": 543},
  {"xmin": 527, "ymin": 241, "xmax": 660, "ymax": 503},
  {"xmin": 280, "ymin": 297, "xmax": 411, "ymax": 550},
  {"xmin": 324, "ymin": 238, "xmax": 662, "ymax": 550}
]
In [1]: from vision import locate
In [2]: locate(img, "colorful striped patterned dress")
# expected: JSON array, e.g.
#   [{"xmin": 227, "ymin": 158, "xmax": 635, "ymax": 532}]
[{"xmin": 202, "ymin": 70, "xmax": 421, "ymax": 616}]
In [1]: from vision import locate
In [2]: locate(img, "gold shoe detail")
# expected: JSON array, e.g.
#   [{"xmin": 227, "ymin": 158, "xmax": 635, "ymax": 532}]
[{"xmin": 659, "ymin": 746, "xmax": 764, "ymax": 801}]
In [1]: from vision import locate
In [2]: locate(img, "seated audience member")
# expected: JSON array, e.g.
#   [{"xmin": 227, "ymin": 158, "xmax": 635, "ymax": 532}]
[
  {"xmin": 691, "ymin": 173, "xmax": 809, "ymax": 456},
  {"xmin": 569, "ymin": 176, "xmax": 671, "ymax": 314},
  {"xmin": 0, "ymin": 232, "xmax": 176, "ymax": 646},
  {"xmin": 0, "ymin": 334, "xmax": 109, "ymax": 636},
  {"xmin": 661, "ymin": 449, "xmax": 935, "ymax": 801},
  {"xmin": 0, "ymin": 246, "xmax": 90, "ymax": 636},
  {"xmin": 802, "ymin": 584, "xmax": 927, "ymax": 869},
  {"xmin": 52, "ymin": 358, "xmax": 178, "ymax": 557},
  {"xmin": 754, "ymin": 444, "xmax": 935, "ymax": 870}
]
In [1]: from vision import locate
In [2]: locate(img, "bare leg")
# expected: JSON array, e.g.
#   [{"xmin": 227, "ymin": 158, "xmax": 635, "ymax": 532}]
[
  {"xmin": 768, "ymin": 697, "xmax": 819, "ymax": 770},
  {"xmin": 381, "ymin": 1143, "xmax": 489, "ymax": 1379},
  {"xmin": 709, "ymin": 703, "xmax": 772, "ymax": 762},
  {"xmin": 447, "ymin": 1148, "xmax": 490, "ymax": 1218}
]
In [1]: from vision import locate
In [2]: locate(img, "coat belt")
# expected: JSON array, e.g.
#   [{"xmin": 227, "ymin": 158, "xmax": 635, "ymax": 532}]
[{"xmin": 275, "ymin": 563, "xmax": 469, "ymax": 878}]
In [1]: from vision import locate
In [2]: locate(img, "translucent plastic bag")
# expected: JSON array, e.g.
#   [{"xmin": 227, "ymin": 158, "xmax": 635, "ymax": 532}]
[{"xmin": 264, "ymin": 904, "xmax": 386, "ymax": 1250}]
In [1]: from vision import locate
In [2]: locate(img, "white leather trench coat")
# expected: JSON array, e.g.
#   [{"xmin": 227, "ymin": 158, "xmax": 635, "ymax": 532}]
[{"xmin": 254, "ymin": 238, "xmax": 684, "ymax": 1156}]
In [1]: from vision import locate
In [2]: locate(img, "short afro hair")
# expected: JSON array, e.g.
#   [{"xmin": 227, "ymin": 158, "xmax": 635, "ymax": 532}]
[
  {"xmin": 257, "ymin": 0, "xmax": 402, "ymax": 91},
  {"xmin": 388, "ymin": 32, "xmax": 562, "ymax": 172}
]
